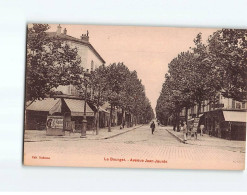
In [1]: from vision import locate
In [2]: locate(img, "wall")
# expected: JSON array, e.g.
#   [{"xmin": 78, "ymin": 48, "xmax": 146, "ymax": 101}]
[
  {"xmin": 55, "ymin": 40, "xmax": 104, "ymax": 95},
  {"xmin": 219, "ymin": 95, "xmax": 247, "ymax": 110},
  {"xmin": 67, "ymin": 41, "xmax": 89, "ymax": 71},
  {"xmin": 87, "ymin": 47, "xmax": 104, "ymax": 70}
]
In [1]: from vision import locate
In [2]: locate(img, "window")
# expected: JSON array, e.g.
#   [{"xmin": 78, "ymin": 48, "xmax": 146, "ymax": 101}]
[
  {"xmin": 242, "ymin": 102, "xmax": 246, "ymax": 109},
  {"xmin": 91, "ymin": 60, "xmax": 94, "ymax": 71},
  {"xmin": 232, "ymin": 100, "xmax": 235, "ymax": 109},
  {"xmin": 236, "ymin": 102, "xmax": 241, "ymax": 109}
]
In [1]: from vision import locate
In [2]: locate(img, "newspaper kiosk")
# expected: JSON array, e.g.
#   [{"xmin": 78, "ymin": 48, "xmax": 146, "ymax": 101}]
[{"xmin": 46, "ymin": 116, "xmax": 65, "ymax": 136}]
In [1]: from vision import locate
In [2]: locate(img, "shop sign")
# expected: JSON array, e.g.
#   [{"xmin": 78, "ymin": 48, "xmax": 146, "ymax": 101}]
[
  {"xmin": 46, "ymin": 116, "xmax": 64, "ymax": 129},
  {"xmin": 212, "ymin": 103, "xmax": 224, "ymax": 108},
  {"xmin": 192, "ymin": 117, "xmax": 200, "ymax": 132}
]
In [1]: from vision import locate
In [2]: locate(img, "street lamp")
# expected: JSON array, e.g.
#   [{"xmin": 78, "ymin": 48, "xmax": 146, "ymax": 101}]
[{"xmin": 80, "ymin": 70, "xmax": 91, "ymax": 138}]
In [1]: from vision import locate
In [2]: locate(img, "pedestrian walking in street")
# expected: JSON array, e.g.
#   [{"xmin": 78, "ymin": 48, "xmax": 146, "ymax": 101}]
[
  {"xmin": 150, "ymin": 121, "xmax": 155, "ymax": 134},
  {"xmin": 182, "ymin": 121, "xmax": 188, "ymax": 141},
  {"xmin": 200, "ymin": 124, "xmax": 205, "ymax": 136}
]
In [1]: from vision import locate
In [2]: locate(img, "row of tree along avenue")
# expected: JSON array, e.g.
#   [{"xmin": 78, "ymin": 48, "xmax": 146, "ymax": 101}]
[
  {"xmin": 89, "ymin": 63, "xmax": 154, "ymax": 131},
  {"xmin": 25, "ymin": 24, "xmax": 154, "ymax": 132},
  {"xmin": 156, "ymin": 29, "xmax": 247, "ymax": 127}
]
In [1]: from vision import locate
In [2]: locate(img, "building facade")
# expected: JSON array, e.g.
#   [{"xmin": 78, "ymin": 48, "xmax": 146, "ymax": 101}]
[
  {"xmin": 181, "ymin": 94, "xmax": 247, "ymax": 141},
  {"xmin": 50, "ymin": 25, "xmax": 105, "ymax": 96},
  {"xmin": 26, "ymin": 25, "xmax": 106, "ymax": 131}
]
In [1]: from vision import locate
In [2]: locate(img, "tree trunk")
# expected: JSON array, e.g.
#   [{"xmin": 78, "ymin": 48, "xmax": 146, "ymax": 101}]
[
  {"xmin": 185, "ymin": 107, "xmax": 188, "ymax": 125},
  {"xmin": 95, "ymin": 110, "xmax": 99, "ymax": 135},
  {"xmin": 122, "ymin": 109, "xmax": 125, "ymax": 128},
  {"xmin": 176, "ymin": 112, "xmax": 180, "ymax": 131},
  {"xmin": 108, "ymin": 104, "xmax": 113, "ymax": 132},
  {"xmin": 96, "ymin": 87, "xmax": 101, "ymax": 135},
  {"xmin": 197, "ymin": 101, "xmax": 201, "ymax": 117}
]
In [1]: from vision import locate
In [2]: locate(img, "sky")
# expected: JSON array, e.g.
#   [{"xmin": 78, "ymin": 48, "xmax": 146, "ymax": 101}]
[{"xmin": 48, "ymin": 24, "xmax": 218, "ymax": 112}]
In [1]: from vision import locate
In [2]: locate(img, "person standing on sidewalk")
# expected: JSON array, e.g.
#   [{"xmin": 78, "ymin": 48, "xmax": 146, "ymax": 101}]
[
  {"xmin": 150, "ymin": 121, "xmax": 155, "ymax": 134},
  {"xmin": 200, "ymin": 124, "xmax": 205, "ymax": 136},
  {"xmin": 191, "ymin": 125, "xmax": 198, "ymax": 139},
  {"xmin": 182, "ymin": 121, "xmax": 188, "ymax": 141}
]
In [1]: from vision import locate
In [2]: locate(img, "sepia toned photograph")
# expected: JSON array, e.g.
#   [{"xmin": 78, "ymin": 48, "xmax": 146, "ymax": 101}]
[{"xmin": 23, "ymin": 23, "xmax": 246, "ymax": 170}]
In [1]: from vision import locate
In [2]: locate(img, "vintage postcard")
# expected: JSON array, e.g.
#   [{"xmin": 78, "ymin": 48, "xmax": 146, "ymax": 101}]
[{"xmin": 23, "ymin": 23, "xmax": 246, "ymax": 170}]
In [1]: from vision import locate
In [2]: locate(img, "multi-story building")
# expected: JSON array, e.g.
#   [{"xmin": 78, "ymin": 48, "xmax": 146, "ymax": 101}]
[
  {"xmin": 49, "ymin": 24, "xmax": 105, "ymax": 96},
  {"xmin": 182, "ymin": 94, "xmax": 247, "ymax": 141},
  {"xmin": 26, "ymin": 25, "xmax": 107, "ymax": 131}
]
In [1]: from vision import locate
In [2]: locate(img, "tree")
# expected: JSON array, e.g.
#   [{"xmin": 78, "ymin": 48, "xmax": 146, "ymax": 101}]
[
  {"xmin": 25, "ymin": 24, "xmax": 82, "ymax": 104},
  {"xmin": 156, "ymin": 75, "xmax": 185, "ymax": 129},
  {"xmin": 156, "ymin": 33, "xmax": 220, "ymax": 127},
  {"xmin": 208, "ymin": 29, "xmax": 247, "ymax": 101},
  {"xmin": 104, "ymin": 63, "xmax": 130, "ymax": 132},
  {"xmin": 90, "ymin": 62, "xmax": 154, "ymax": 131},
  {"xmin": 188, "ymin": 33, "xmax": 220, "ymax": 116},
  {"xmin": 166, "ymin": 51, "xmax": 196, "ymax": 123},
  {"xmin": 120, "ymin": 70, "xmax": 147, "ymax": 126},
  {"xmin": 89, "ymin": 64, "xmax": 108, "ymax": 134}
]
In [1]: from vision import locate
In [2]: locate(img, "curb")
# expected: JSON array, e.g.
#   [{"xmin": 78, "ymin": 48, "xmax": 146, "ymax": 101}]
[
  {"xmin": 102, "ymin": 125, "xmax": 144, "ymax": 140},
  {"xmin": 165, "ymin": 128, "xmax": 187, "ymax": 144}
]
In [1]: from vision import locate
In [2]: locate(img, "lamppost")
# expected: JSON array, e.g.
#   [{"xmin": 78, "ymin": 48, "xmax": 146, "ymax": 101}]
[{"xmin": 80, "ymin": 70, "xmax": 91, "ymax": 138}]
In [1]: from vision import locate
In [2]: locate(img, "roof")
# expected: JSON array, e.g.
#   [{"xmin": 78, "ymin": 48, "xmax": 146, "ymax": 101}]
[
  {"xmin": 46, "ymin": 32, "xmax": 105, "ymax": 64},
  {"xmin": 223, "ymin": 111, "xmax": 247, "ymax": 123},
  {"xmin": 64, "ymin": 99, "xmax": 94, "ymax": 116},
  {"xmin": 26, "ymin": 98, "xmax": 60, "ymax": 112}
]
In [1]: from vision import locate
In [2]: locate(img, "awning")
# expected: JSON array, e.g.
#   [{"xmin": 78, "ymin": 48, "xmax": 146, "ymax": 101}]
[
  {"xmin": 223, "ymin": 111, "xmax": 247, "ymax": 123},
  {"xmin": 64, "ymin": 99, "xmax": 94, "ymax": 117},
  {"xmin": 26, "ymin": 98, "xmax": 61, "ymax": 114}
]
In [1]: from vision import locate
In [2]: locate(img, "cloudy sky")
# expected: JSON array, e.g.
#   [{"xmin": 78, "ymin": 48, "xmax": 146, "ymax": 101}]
[{"xmin": 48, "ymin": 24, "xmax": 217, "ymax": 112}]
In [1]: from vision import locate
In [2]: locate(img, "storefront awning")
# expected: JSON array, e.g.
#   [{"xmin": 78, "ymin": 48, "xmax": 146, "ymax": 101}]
[
  {"xmin": 26, "ymin": 98, "xmax": 61, "ymax": 114},
  {"xmin": 64, "ymin": 99, "xmax": 94, "ymax": 117},
  {"xmin": 223, "ymin": 111, "xmax": 247, "ymax": 123}
]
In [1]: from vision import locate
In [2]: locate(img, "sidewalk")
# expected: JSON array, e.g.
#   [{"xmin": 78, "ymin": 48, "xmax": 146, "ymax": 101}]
[
  {"xmin": 24, "ymin": 125, "xmax": 143, "ymax": 142},
  {"xmin": 164, "ymin": 126, "xmax": 246, "ymax": 153},
  {"xmin": 85, "ymin": 125, "xmax": 143, "ymax": 140}
]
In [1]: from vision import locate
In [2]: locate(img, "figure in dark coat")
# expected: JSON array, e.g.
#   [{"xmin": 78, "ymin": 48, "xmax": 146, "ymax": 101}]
[{"xmin": 150, "ymin": 121, "xmax": 155, "ymax": 134}]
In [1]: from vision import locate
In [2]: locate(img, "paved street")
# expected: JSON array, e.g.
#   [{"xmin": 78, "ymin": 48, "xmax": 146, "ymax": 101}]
[{"xmin": 24, "ymin": 124, "xmax": 245, "ymax": 170}]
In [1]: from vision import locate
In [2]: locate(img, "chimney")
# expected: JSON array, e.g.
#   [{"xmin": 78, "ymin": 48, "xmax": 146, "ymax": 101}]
[
  {"xmin": 80, "ymin": 30, "xmax": 89, "ymax": 42},
  {"xmin": 63, "ymin": 28, "xmax": 67, "ymax": 35},
  {"xmin": 56, "ymin": 24, "xmax": 62, "ymax": 35}
]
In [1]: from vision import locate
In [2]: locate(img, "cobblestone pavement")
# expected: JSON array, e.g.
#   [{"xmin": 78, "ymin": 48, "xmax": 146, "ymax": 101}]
[
  {"xmin": 24, "ymin": 124, "xmax": 245, "ymax": 170},
  {"xmin": 165, "ymin": 126, "xmax": 246, "ymax": 153},
  {"xmin": 24, "ymin": 125, "xmax": 142, "ymax": 142}
]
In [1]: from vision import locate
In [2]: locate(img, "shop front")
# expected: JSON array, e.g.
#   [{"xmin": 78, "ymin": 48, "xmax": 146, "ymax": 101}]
[
  {"xmin": 203, "ymin": 109, "xmax": 246, "ymax": 141},
  {"xmin": 25, "ymin": 97, "xmax": 96, "ymax": 133}
]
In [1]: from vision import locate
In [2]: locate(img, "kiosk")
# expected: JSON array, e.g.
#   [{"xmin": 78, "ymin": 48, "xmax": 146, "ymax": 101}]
[{"xmin": 46, "ymin": 116, "xmax": 65, "ymax": 136}]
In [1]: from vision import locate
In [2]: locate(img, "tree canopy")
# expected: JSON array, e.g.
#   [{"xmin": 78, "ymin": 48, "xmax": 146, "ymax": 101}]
[
  {"xmin": 208, "ymin": 29, "xmax": 247, "ymax": 101},
  {"xmin": 26, "ymin": 24, "xmax": 82, "ymax": 102},
  {"xmin": 90, "ymin": 62, "xmax": 154, "ymax": 130},
  {"xmin": 156, "ymin": 29, "xmax": 247, "ymax": 126}
]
